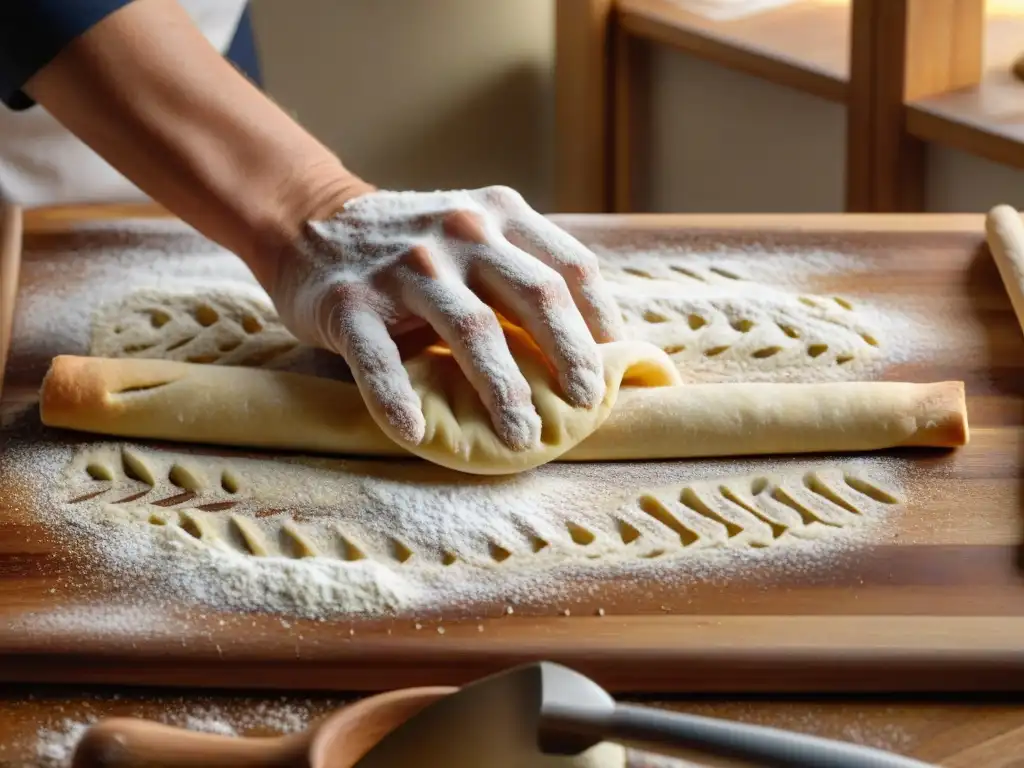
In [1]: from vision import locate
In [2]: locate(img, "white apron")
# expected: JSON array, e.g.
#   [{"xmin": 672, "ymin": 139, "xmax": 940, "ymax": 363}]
[{"xmin": 0, "ymin": 0, "xmax": 248, "ymax": 206}]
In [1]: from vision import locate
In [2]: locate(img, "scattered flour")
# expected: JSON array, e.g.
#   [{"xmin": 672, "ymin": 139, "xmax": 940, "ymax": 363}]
[
  {"xmin": 98, "ymin": 520, "xmax": 421, "ymax": 618},
  {"xmin": 4, "ymin": 427, "xmax": 909, "ymax": 625},
  {"xmin": 34, "ymin": 720, "xmax": 93, "ymax": 768},
  {"xmin": 9, "ymin": 602, "xmax": 181, "ymax": 638},
  {"xmin": 11, "ymin": 218, "xmax": 267, "ymax": 360},
  {"xmin": 2, "ymin": 217, "xmax": 934, "ymax": 627},
  {"xmin": 31, "ymin": 699, "xmax": 318, "ymax": 768},
  {"xmin": 597, "ymin": 245, "xmax": 972, "ymax": 385}
]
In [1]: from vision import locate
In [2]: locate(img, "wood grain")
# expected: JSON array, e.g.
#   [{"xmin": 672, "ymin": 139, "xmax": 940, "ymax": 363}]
[
  {"xmin": 844, "ymin": 0, "xmax": 877, "ymax": 212},
  {"xmin": 612, "ymin": 25, "xmax": 653, "ymax": 213},
  {"xmin": 615, "ymin": 0, "xmax": 850, "ymax": 104},
  {"xmin": 555, "ymin": 0, "xmax": 615, "ymax": 213},
  {"xmin": 906, "ymin": 9, "xmax": 1024, "ymax": 170},
  {"xmin": 3, "ymin": 685, "xmax": 1024, "ymax": 768},
  {"xmin": 848, "ymin": 0, "xmax": 984, "ymax": 213},
  {"xmin": 22, "ymin": 201, "xmax": 169, "ymax": 230},
  {"xmin": 2, "ymin": 207, "xmax": 1023, "ymax": 695},
  {"xmin": 0, "ymin": 204, "xmax": 21, "ymax": 401}
]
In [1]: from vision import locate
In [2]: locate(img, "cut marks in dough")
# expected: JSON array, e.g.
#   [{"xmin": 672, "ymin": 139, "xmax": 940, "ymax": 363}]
[
  {"xmin": 54, "ymin": 289, "xmax": 968, "ymax": 476},
  {"xmin": 62, "ymin": 444, "xmax": 901, "ymax": 569},
  {"xmin": 41, "ymin": 340, "xmax": 967, "ymax": 476},
  {"xmin": 41, "ymin": 331, "xmax": 682, "ymax": 475},
  {"xmin": 599, "ymin": 254, "xmax": 886, "ymax": 381},
  {"xmin": 90, "ymin": 286, "xmax": 881, "ymax": 384},
  {"xmin": 90, "ymin": 288, "xmax": 302, "ymax": 370}
]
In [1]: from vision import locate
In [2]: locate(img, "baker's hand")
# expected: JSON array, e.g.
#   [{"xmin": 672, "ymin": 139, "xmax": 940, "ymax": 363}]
[{"xmin": 269, "ymin": 185, "xmax": 625, "ymax": 451}]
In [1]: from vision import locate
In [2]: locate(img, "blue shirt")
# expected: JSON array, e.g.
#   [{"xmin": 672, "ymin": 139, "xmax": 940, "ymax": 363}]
[{"xmin": 0, "ymin": 0, "xmax": 261, "ymax": 111}]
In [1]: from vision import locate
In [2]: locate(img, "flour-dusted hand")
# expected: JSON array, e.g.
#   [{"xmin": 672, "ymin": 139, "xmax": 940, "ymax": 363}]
[{"xmin": 269, "ymin": 186, "xmax": 625, "ymax": 451}]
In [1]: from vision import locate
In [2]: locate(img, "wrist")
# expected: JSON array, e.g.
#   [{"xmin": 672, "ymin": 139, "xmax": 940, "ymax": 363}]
[{"xmin": 246, "ymin": 160, "xmax": 376, "ymax": 290}]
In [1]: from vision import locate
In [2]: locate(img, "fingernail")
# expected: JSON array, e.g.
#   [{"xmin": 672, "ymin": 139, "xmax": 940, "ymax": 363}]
[
  {"xmin": 500, "ymin": 404, "xmax": 541, "ymax": 452},
  {"xmin": 389, "ymin": 402, "xmax": 426, "ymax": 444},
  {"xmin": 565, "ymin": 366, "xmax": 605, "ymax": 408}
]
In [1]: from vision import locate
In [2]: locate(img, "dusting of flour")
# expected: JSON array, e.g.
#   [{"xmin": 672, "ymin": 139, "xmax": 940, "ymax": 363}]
[
  {"xmin": 5, "ymin": 430, "xmax": 909, "ymax": 625},
  {"xmin": 4, "ymin": 217, "xmax": 932, "ymax": 628},
  {"xmin": 31, "ymin": 699, "xmax": 320, "ymax": 768}
]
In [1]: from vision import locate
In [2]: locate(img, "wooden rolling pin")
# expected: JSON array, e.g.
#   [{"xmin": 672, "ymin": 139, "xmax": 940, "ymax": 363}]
[{"xmin": 985, "ymin": 204, "xmax": 1024, "ymax": 338}]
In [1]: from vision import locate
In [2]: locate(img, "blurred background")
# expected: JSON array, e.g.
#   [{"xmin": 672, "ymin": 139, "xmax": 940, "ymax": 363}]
[{"xmin": 247, "ymin": 0, "xmax": 1024, "ymax": 214}]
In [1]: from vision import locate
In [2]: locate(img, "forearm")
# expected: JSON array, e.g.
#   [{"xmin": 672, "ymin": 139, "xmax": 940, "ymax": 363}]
[{"xmin": 23, "ymin": 0, "xmax": 372, "ymax": 286}]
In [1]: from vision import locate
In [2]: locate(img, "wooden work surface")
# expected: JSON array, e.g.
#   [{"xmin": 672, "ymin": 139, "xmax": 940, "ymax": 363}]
[{"xmin": 1, "ymin": 208, "xmax": 1023, "ymax": 696}]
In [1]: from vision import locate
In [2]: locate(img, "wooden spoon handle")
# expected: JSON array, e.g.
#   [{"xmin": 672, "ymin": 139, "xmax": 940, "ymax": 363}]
[{"xmin": 70, "ymin": 718, "xmax": 307, "ymax": 768}]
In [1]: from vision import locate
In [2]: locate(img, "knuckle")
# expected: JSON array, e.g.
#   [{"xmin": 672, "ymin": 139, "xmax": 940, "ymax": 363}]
[
  {"xmin": 399, "ymin": 245, "xmax": 437, "ymax": 277},
  {"xmin": 518, "ymin": 272, "xmax": 570, "ymax": 311},
  {"xmin": 560, "ymin": 256, "xmax": 599, "ymax": 284},
  {"xmin": 442, "ymin": 209, "xmax": 487, "ymax": 244},
  {"xmin": 322, "ymin": 279, "xmax": 367, "ymax": 309},
  {"xmin": 563, "ymin": 244, "xmax": 600, "ymax": 271},
  {"xmin": 315, "ymin": 283, "xmax": 362, "ymax": 340},
  {"xmin": 448, "ymin": 303, "xmax": 499, "ymax": 337},
  {"xmin": 480, "ymin": 184, "xmax": 525, "ymax": 210}
]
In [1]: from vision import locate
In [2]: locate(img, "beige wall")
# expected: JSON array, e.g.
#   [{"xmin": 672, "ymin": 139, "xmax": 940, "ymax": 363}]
[
  {"xmin": 250, "ymin": 0, "xmax": 556, "ymax": 211},
  {"xmin": 927, "ymin": 145, "xmax": 1024, "ymax": 212},
  {"xmin": 250, "ymin": 2, "xmax": 1024, "ymax": 215},
  {"xmin": 645, "ymin": 47, "xmax": 846, "ymax": 212}
]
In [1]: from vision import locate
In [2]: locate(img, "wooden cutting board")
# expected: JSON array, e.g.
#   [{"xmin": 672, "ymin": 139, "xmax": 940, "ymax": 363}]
[{"xmin": 1, "ymin": 207, "xmax": 1023, "ymax": 695}]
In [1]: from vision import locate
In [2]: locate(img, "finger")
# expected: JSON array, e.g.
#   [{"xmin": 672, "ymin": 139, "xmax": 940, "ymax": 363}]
[
  {"xmin": 506, "ymin": 210, "xmax": 625, "ymax": 343},
  {"xmin": 326, "ymin": 305, "xmax": 426, "ymax": 445},
  {"xmin": 401, "ymin": 273, "xmax": 541, "ymax": 451},
  {"xmin": 474, "ymin": 239, "xmax": 606, "ymax": 410}
]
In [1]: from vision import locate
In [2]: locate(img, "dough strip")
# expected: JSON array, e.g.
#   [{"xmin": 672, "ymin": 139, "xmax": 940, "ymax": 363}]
[
  {"xmin": 985, "ymin": 204, "xmax": 1024, "ymax": 338},
  {"xmin": 40, "ymin": 355, "xmax": 968, "ymax": 471}
]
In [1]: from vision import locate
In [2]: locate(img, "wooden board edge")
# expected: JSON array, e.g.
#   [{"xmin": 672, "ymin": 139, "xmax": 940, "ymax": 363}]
[
  {"xmin": 1, "ymin": 648, "xmax": 1021, "ymax": 694},
  {"xmin": 547, "ymin": 211, "xmax": 988, "ymax": 233},
  {"xmin": 19, "ymin": 204, "xmax": 988, "ymax": 237},
  {"xmin": 0, "ymin": 204, "xmax": 23, "ymax": 401},
  {"xmin": 1, "ymin": 616, "xmax": 1023, "ymax": 694},
  {"xmin": 22, "ymin": 202, "xmax": 171, "ymax": 233}
]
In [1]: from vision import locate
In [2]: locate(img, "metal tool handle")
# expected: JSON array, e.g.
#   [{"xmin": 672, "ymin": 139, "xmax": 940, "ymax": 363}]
[{"xmin": 547, "ymin": 703, "xmax": 936, "ymax": 768}]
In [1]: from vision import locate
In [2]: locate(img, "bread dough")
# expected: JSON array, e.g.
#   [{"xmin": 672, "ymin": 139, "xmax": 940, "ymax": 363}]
[
  {"xmin": 986, "ymin": 204, "xmax": 1024, "ymax": 340},
  {"xmin": 42, "ymin": 330, "xmax": 681, "ymax": 475},
  {"xmin": 64, "ymin": 443, "xmax": 903, "ymax": 567},
  {"xmin": 40, "ymin": 331, "xmax": 968, "ymax": 475}
]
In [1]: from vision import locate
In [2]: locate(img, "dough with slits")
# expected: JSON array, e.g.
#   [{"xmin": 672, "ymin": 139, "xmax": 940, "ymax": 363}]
[
  {"xmin": 40, "ymin": 327, "xmax": 682, "ymax": 475},
  {"xmin": 41, "ymin": 330, "xmax": 967, "ymax": 476}
]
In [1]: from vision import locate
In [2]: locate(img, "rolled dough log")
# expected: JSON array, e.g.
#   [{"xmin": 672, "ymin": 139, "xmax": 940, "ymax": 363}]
[
  {"xmin": 42, "ymin": 328, "xmax": 684, "ymax": 475},
  {"xmin": 985, "ymin": 204, "xmax": 1024, "ymax": 338},
  {"xmin": 40, "ymin": 346, "xmax": 968, "ymax": 475}
]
